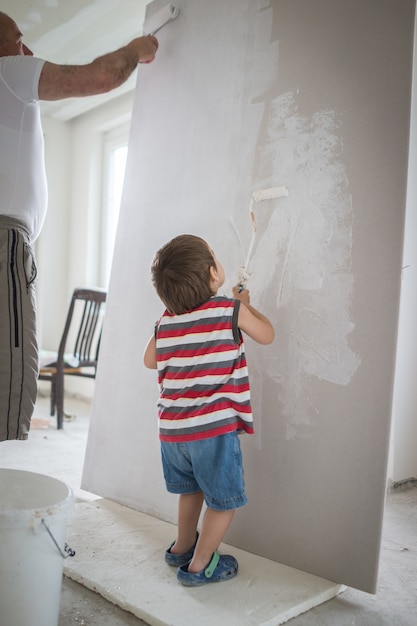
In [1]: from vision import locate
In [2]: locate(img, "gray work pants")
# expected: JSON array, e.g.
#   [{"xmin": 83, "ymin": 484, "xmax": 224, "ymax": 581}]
[{"xmin": 0, "ymin": 218, "xmax": 38, "ymax": 440}]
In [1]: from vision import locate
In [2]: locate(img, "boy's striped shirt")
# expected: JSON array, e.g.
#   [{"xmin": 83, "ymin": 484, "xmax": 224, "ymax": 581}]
[{"xmin": 156, "ymin": 296, "xmax": 254, "ymax": 442}]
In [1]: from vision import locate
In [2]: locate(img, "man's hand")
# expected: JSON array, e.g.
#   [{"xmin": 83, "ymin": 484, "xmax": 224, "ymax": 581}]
[{"xmin": 129, "ymin": 35, "xmax": 159, "ymax": 64}]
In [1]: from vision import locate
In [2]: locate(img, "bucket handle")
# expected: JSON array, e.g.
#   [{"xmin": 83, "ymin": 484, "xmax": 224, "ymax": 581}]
[{"xmin": 41, "ymin": 518, "xmax": 76, "ymax": 559}]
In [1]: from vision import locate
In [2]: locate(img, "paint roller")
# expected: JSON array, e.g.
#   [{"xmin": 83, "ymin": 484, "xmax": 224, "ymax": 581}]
[
  {"xmin": 237, "ymin": 186, "xmax": 289, "ymax": 292},
  {"xmin": 143, "ymin": 3, "xmax": 180, "ymax": 36}
]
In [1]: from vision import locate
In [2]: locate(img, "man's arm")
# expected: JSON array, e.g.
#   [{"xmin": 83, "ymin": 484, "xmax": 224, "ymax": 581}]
[{"xmin": 38, "ymin": 35, "xmax": 158, "ymax": 101}]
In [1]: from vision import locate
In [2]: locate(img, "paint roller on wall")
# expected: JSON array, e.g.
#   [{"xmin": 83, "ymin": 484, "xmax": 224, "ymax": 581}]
[
  {"xmin": 144, "ymin": 3, "xmax": 180, "ymax": 36},
  {"xmin": 237, "ymin": 186, "xmax": 289, "ymax": 292}
]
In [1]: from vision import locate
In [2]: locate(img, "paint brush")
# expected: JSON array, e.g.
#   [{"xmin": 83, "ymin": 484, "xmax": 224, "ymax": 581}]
[{"xmin": 237, "ymin": 186, "xmax": 289, "ymax": 292}]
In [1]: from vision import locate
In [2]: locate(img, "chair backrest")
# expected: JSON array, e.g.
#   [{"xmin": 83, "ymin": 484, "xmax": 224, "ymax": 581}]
[{"xmin": 58, "ymin": 288, "xmax": 107, "ymax": 367}]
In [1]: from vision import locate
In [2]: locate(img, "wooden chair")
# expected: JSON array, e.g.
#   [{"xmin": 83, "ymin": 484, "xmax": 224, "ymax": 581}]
[{"xmin": 38, "ymin": 287, "xmax": 107, "ymax": 429}]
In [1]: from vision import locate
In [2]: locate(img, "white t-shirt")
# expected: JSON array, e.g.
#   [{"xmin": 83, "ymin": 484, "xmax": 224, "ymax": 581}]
[{"xmin": 0, "ymin": 55, "xmax": 47, "ymax": 241}]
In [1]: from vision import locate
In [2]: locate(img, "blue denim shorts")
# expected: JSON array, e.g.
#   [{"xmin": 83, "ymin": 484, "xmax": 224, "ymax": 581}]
[{"xmin": 160, "ymin": 430, "xmax": 247, "ymax": 511}]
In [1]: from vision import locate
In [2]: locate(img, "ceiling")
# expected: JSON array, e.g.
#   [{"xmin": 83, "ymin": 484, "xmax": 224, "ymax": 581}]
[{"xmin": 2, "ymin": 0, "xmax": 150, "ymax": 120}]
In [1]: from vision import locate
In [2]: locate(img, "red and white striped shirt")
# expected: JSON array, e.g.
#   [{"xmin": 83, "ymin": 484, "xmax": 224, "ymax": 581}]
[{"xmin": 156, "ymin": 296, "xmax": 254, "ymax": 442}]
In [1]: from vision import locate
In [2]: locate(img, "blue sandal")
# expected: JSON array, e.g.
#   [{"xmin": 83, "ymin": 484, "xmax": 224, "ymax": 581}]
[
  {"xmin": 176, "ymin": 551, "xmax": 238, "ymax": 586},
  {"xmin": 165, "ymin": 532, "xmax": 199, "ymax": 567}
]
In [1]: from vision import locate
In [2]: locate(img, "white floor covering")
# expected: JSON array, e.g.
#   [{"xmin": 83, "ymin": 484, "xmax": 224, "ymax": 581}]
[
  {"xmin": 64, "ymin": 497, "xmax": 341, "ymax": 626},
  {"xmin": 2, "ymin": 396, "xmax": 417, "ymax": 624}
]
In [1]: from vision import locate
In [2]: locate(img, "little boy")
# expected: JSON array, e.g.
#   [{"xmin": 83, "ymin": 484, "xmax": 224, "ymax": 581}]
[{"xmin": 144, "ymin": 234, "xmax": 274, "ymax": 586}]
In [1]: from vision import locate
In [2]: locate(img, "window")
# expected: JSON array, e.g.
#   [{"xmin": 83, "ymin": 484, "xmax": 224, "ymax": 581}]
[{"xmin": 100, "ymin": 125, "xmax": 129, "ymax": 287}]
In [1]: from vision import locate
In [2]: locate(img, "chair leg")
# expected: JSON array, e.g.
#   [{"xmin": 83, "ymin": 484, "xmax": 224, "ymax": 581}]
[
  {"xmin": 56, "ymin": 373, "xmax": 64, "ymax": 429},
  {"xmin": 50, "ymin": 379, "xmax": 56, "ymax": 416}
]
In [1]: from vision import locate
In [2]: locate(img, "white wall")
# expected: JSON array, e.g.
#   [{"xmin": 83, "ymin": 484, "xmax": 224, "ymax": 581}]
[
  {"xmin": 38, "ymin": 92, "xmax": 134, "ymax": 397},
  {"xmin": 36, "ymin": 116, "xmax": 71, "ymax": 350},
  {"xmin": 389, "ymin": 7, "xmax": 417, "ymax": 484}
]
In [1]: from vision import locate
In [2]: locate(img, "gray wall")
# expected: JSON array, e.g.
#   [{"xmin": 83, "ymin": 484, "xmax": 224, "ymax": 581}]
[{"xmin": 82, "ymin": 0, "xmax": 415, "ymax": 593}]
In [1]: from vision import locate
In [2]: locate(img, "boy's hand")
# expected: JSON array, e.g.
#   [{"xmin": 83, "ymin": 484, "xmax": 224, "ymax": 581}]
[
  {"xmin": 232, "ymin": 285, "xmax": 250, "ymax": 305},
  {"xmin": 233, "ymin": 285, "xmax": 275, "ymax": 345}
]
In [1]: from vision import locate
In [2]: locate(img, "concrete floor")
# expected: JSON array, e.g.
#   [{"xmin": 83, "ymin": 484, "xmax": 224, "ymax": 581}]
[{"xmin": 1, "ymin": 393, "xmax": 416, "ymax": 625}]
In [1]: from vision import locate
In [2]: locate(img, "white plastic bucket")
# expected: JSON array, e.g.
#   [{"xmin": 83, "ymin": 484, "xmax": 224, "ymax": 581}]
[{"xmin": 0, "ymin": 469, "xmax": 74, "ymax": 626}]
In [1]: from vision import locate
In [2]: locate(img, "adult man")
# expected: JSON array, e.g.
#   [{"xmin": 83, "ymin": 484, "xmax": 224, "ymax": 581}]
[{"xmin": 0, "ymin": 11, "xmax": 158, "ymax": 440}]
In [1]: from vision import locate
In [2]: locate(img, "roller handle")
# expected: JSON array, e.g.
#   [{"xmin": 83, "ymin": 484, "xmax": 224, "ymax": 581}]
[{"xmin": 237, "ymin": 268, "xmax": 250, "ymax": 293}]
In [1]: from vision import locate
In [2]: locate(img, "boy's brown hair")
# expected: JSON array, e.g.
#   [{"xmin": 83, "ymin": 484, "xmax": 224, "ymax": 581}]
[{"xmin": 151, "ymin": 234, "xmax": 216, "ymax": 314}]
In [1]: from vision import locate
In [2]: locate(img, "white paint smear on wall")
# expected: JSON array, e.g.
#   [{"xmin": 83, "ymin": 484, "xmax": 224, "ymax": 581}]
[{"xmin": 236, "ymin": 91, "xmax": 361, "ymax": 440}]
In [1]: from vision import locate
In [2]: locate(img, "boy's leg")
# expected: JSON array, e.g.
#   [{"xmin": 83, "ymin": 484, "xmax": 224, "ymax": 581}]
[
  {"xmin": 187, "ymin": 507, "xmax": 235, "ymax": 573},
  {"xmin": 170, "ymin": 491, "xmax": 204, "ymax": 554}
]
